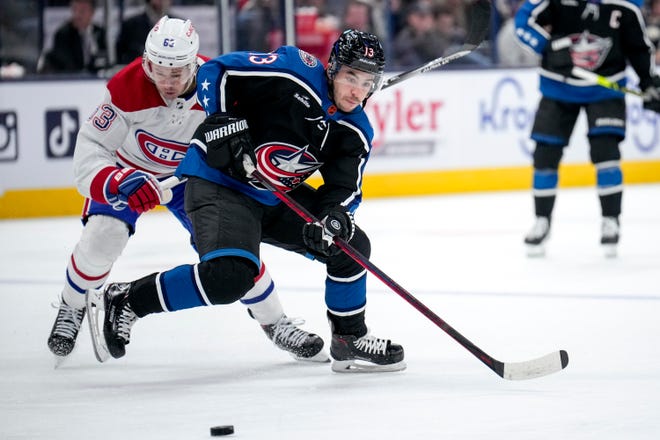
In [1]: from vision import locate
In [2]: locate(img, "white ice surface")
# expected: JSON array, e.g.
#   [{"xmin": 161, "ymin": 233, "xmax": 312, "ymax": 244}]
[{"xmin": 1, "ymin": 185, "xmax": 659, "ymax": 439}]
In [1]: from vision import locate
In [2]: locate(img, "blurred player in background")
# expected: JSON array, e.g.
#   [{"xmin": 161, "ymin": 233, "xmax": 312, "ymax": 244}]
[
  {"xmin": 515, "ymin": 0, "xmax": 660, "ymax": 257},
  {"xmin": 89, "ymin": 29, "xmax": 406, "ymax": 373},
  {"xmin": 47, "ymin": 16, "xmax": 327, "ymax": 365}
]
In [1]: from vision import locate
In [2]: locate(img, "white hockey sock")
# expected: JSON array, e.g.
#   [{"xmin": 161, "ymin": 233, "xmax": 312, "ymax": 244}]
[
  {"xmin": 62, "ymin": 215, "xmax": 129, "ymax": 309},
  {"xmin": 241, "ymin": 263, "xmax": 284, "ymax": 325}
]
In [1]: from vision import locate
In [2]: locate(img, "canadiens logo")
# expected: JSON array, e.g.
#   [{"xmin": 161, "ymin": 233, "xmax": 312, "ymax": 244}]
[
  {"xmin": 298, "ymin": 49, "xmax": 318, "ymax": 68},
  {"xmin": 568, "ymin": 31, "xmax": 612, "ymax": 71},
  {"xmin": 135, "ymin": 129, "xmax": 188, "ymax": 167},
  {"xmin": 253, "ymin": 142, "xmax": 322, "ymax": 191}
]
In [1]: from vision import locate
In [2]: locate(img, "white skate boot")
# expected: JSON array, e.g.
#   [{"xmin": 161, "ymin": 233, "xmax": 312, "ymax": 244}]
[{"xmin": 524, "ymin": 216, "xmax": 551, "ymax": 257}]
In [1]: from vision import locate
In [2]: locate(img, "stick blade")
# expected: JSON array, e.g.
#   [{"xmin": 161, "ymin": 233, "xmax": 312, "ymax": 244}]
[
  {"xmin": 502, "ymin": 350, "xmax": 569, "ymax": 380},
  {"xmin": 464, "ymin": 0, "xmax": 492, "ymax": 48}
]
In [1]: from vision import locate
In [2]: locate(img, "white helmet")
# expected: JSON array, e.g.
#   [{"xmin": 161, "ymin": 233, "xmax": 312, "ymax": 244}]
[{"xmin": 143, "ymin": 16, "xmax": 199, "ymax": 71}]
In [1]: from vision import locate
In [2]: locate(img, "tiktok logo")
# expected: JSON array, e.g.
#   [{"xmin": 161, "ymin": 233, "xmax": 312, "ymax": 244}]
[
  {"xmin": 0, "ymin": 111, "xmax": 18, "ymax": 162},
  {"xmin": 45, "ymin": 109, "xmax": 79, "ymax": 158}
]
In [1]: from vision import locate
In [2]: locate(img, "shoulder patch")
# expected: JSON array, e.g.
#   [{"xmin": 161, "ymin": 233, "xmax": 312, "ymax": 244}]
[{"xmin": 298, "ymin": 49, "xmax": 318, "ymax": 68}]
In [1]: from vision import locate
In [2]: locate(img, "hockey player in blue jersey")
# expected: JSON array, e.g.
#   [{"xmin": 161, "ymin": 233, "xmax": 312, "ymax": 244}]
[
  {"xmin": 515, "ymin": 0, "xmax": 660, "ymax": 257},
  {"xmin": 88, "ymin": 29, "xmax": 406, "ymax": 372}
]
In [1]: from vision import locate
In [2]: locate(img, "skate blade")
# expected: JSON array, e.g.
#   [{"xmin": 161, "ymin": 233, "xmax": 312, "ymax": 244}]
[
  {"xmin": 602, "ymin": 244, "xmax": 618, "ymax": 258},
  {"xmin": 86, "ymin": 289, "xmax": 110, "ymax": 363},
  {"xmin": 291, "ymin": 350, "xmax": 331, "ymax": 363},
  {"xmin": 331, "ymin": 359, "xmax": 407, "ymax": 373},
  {"xmin": 525, "ymin": 243, "xmax": 546, "ymax": 257}
]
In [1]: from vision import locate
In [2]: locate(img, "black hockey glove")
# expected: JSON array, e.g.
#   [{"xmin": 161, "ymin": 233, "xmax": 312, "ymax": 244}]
[
  {"xmin": 545, "ymin": 36, "xmax": 573, "ymax": 77},
  {"xmin": 642, "ymin": 75, "xmax": 660, "ymax": 113},
  {"xmin": 191, "ymin": 114, "xmax": 256, "ymax": 181},
  {"xmin": 302, "ymin": 206, "xmax": 355, "ymax": 257}
]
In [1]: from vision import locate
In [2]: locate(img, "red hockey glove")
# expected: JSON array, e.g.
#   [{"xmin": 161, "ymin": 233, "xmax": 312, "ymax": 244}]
[{"xmin": 93, "ymin": 167, "xmax": 161, "ymax": 214}]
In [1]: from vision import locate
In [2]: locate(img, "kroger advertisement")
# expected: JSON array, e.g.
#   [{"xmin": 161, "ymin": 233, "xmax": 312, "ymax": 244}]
[
  {"xmin": 1, "ymin": 68, "xmax": 659, "ymax": 195},
  {"xmin": 364, "ymin": 67, "xmax": 660, "ymax": 173}
]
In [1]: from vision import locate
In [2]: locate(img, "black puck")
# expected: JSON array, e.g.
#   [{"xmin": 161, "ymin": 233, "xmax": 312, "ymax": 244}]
[{"xmin": 210, "ymin": 425, "xmax": 234, "ymax": 436}]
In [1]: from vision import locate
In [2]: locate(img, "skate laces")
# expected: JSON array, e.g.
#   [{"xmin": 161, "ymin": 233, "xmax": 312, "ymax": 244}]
[
  {"xmin": 353, "ymin": 334, "xmax": 388, "ymax": 355},
  {"xmin": 116, "ymin": 301, "xmax": 137, "ymax": 343},
  {"xmin": 51, "ymin": 300, "xmax": 85, "ymax": 339},
  {"xmin": 269, "ymin": 316, "xmax": 309, "ymax": 347}
]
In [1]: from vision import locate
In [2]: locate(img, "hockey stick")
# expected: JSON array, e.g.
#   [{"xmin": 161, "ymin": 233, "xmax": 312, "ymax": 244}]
[
  {"xmin": 381, "ymin": 0, "xmax": 492, "ymax": 90},
  {"xmin": 244, "ymin": 162, "xmax": 568, "ymax": 380},
  {"xmin": 571, "ymin": 67, "xmax": 643, "ymax": 97},
  {"xmin": 158, "ymin": 175, "xmax": 188, "ymax": 204}
]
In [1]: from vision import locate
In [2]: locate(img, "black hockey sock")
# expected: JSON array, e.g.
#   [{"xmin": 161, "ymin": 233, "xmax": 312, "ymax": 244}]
[
  {"xmin": 534, "ymin": 195, "xmax": 556, "ymax": 218},
  {"xmin": 327, "ymin": 310, "xmax": 368, "ymax": 337},
  {"xmin": 600, "ymin": 192, "xmax": 622, "ymax": 218},
  {"xmin": 126, "ymin": 273, "xmax": 163, "ymax": 317}
]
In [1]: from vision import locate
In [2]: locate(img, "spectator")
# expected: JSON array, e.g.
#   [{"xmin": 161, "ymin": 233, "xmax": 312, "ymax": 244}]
[
  {"xmin": 236, "ymin": 0, "xmax": 282, "ymax": 52},
  {"xmin": 341, "ymin": 0, "xmax": 373, "ymax": 32},
  {"xmin": 341, "ymin": 0, "xmax": 387, "ymax": 41},
  {"xmin": 1, "ymin": 0, "xmax": 39, "ymax": 75},
  {"xmin": 391, "ymin": 1, "xmax": 448, "ymax": 69},
  {"xmin": 646, "ymin": 0, "xmax": 660, "ymax": 65},
  {"xmin": 437, "ymin": 0, "xmax": 493, "ymax": 67},
  {"xmin": 37, "ymin": 0, "xmax": 108, "ymax": 74},
  {"xmin": 495, "ymin": 0, "xmax": 538, "ymax": 67},
  {"xmin": 115, "ymin": 0, "xmax": 174, "ymax": 65}
]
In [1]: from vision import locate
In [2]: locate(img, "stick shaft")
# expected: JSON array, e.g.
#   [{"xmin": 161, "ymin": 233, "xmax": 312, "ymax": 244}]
[
  {"xmin": 571, "ymin": 67, "xmax": 643, "ymax": 97},
  {"xmin": 249, "ymin": 168, "xmax": 504, "ymax": 376}
]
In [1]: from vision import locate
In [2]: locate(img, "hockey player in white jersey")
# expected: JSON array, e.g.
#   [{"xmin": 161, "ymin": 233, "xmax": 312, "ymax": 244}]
[{"xmin": 47, "ymin": 17, "xmax": 327, "ymax": 365}]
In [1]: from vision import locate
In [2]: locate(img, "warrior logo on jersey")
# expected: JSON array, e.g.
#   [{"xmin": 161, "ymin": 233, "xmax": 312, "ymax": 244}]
[
  {"xmin": 135, "ymin": 129, "xmax": 188, "ymax": 167},
  {"xmin": 568, "ymin": 31, "xmax": 612, "ymax": 71},
  {"xmin": 253, "ymin": 142, "xmax": 322, "ymax": 191},
  {"xmin": 298, "ymin": 49, "xmax": 318, "ymax": 68}
]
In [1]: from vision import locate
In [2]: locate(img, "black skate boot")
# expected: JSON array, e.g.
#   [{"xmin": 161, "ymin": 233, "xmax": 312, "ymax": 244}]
[
  {"xmin": 102, "ymin": 283, "xmax": 137, "ymax": 359},
  {"xmin": 524, "ymin": 216, "xmax": 551, "ymax": 257},
  {"xmin": 601, "ymin": 216, "xmax": 620, "ymax": 258},
  {"xmin": 48, "ymin": 298, "xmax": 86, "ymax": 358},
  {"xmin": 261, "ymin": 315, "xmax": 329, "ymax": 362},
  {"xmin": 328, "ymin": 311, "xmax": 405, "ymax": 373},
  {"xmin": 330, "ymin": 332, "xmax": 406, "ymax": 373}
]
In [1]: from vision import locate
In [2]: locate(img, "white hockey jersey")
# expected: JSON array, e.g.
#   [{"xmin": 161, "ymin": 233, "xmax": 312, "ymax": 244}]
[{"xmin": 73, "ymin": 56, "xmax": 207, "ymax": 200}]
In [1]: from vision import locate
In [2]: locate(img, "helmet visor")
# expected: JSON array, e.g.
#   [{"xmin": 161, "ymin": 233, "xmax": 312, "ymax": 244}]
[{"xmin": 332, "ymin": 65, "xmax": 383, "ymax": 95}]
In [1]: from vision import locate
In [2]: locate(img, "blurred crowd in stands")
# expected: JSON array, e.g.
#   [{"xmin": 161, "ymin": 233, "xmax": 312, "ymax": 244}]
[{"xmin": 2, "ymin": 0, "xmax": 660, "ymax": 79}]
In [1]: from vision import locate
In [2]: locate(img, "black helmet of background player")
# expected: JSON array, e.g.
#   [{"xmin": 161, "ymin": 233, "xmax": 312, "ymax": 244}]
[{"xmin": 327, "ymin": 29, "xmax": 385, "ymax": 103}]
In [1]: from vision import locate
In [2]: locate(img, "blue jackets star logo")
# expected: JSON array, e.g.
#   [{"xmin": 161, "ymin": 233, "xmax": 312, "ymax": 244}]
[{"xmin": 254, "ymin": 143, "xmax": 323, "ymax": 191}]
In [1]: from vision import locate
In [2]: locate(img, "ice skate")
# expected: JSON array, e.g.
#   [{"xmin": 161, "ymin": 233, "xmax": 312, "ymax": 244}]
[
  {"xmin": 330, "ymin": 332, "xmax": 406, "ymax": 373},
  {"xmin": 48, "ymin": 298, "xmax": 86, "ymax": 366},
  {"xmin": 524, "ymin": 216, "xmax": 551, "ymax": 257},
  {"xmin": 601, "ymin": 216, "xmax": 619, "ymax": 258},
  {"xmin": 261, "ymin": 315, "xmax": 329, "ymax": 362},
  {"xmin": 86, "ymin": 283, "xmax": 137, "ymax": 361}
]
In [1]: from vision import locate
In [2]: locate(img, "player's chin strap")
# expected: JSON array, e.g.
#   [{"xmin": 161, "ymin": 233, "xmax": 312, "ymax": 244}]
[{"xmin": 242, "ymin": 156, "xmax": 569, "ymax": 381}]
